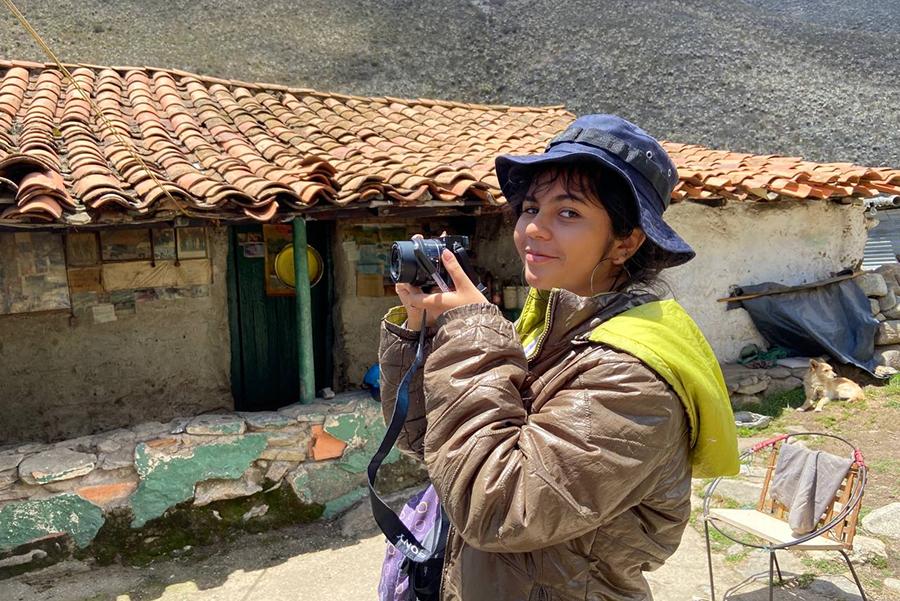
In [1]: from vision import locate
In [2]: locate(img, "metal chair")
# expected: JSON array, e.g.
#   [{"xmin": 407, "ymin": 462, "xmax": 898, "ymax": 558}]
[{"xmin": 702, "ymin": 432, "xmax": 868, "ymax": 601}]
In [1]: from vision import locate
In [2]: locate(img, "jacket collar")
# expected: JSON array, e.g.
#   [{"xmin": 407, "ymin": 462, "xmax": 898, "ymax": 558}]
[{"xmin": 517, "ymin": 288, "xmax": 658, "ymax": 360}]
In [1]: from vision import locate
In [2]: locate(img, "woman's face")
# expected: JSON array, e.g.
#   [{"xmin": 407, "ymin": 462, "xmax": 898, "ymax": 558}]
[{"xmin": 513, "ymin": 170, "xmax": 631, "ymax": 296}]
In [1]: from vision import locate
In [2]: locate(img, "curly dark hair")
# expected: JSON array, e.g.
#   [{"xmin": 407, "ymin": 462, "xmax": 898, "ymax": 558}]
[{"xmin": 503, "ymin": 159, "xmax": 671, "ymax": 295}]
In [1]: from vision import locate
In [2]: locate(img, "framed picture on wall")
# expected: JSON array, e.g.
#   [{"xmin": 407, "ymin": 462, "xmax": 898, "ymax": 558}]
[
  {"xmin": 176, "ymin": 227, "xmax": 208, "ymax": 259},
  {"xmin": 152, "ymin": 228, "xmax": 177, "ymax": 261},
  {"xmin": 100, "ymin": 229, "xmax": 152, "ymax": 262},
  {"xmin": 65, "ymin": 232, "xmax": 100, "ymax": 266}
]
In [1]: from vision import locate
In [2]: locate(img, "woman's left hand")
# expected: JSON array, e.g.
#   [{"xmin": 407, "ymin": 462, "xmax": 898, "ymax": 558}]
[{"xmin": 404, "ymin": 249, "xmax": 489, "ymax": 325}]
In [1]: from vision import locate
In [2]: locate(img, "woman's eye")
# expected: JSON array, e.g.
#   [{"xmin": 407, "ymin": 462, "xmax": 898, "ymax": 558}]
[
  {"xmin": 522, "ymin": 206, "xmax": 539, "ymax": 215},
  {"xmin": 560, "ymin": 209, "xmax": 580, "ymax": 219}
]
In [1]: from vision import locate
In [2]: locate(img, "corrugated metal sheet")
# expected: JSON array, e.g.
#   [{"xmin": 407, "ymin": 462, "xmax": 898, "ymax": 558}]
[{"xmin": 863, "ymin": 208, "xmax": 900, "ymax": 270}]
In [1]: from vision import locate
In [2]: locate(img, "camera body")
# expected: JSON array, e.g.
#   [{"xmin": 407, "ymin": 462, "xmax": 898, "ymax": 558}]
[{"xmin": 389, "ymin": 235, "xmax": 480, "ymax": 290}]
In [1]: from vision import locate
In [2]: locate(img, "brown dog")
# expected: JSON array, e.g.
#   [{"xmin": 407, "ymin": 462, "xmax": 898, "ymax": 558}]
[{"xmin": 798, "ymin": 359, "xmax": 865, "ymax": 412}]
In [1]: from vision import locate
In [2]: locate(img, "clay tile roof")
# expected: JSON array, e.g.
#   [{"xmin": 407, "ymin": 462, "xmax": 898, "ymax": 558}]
[
  {"xmin": 0, "ymin": 59, "xmax": 897, "ymax": 227},
  {"xmin": 662, "ymin": 142, "xmax": 900, "ymax": 204}
]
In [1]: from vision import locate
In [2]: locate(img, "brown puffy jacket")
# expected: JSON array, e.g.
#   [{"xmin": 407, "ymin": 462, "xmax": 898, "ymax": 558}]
[{"xmin": 379, "ymin": 290, "xmax": 692, "ymax": 600}]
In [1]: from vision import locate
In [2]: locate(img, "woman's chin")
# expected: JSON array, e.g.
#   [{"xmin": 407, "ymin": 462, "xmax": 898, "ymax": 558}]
[{"xmin": 524, "ymin": 271, "xmax": 555, "ymax": 290}]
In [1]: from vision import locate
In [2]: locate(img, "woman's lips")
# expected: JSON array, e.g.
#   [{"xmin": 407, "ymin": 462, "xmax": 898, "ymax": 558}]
[{"xmin": 525, "ymin": 251, "xmax": 556, "ymax": 264}]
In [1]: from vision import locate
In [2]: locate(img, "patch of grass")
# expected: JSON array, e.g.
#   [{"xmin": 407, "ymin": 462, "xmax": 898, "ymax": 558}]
[
  {"xmin": 858, "ymin": 505, "xmax": 874, "ymax": 521},
  {"xmin": 704, "ymin": 524, "xmax": 733, "ymax": 553},
  {"xmin": 792, "ymin": 573, "xmax": 816, "ymax": 589},
  {"xmin": 736, "ymin": 426, "xmax": 767, "ymax": 438},
  {"xmin": 868, "ymin": 555, "xmax": 889, "ymax": 571},
  {"xmin": 815, "ymin": 413, "xmax": 839, "ymax": 430},
  {"xmin": 873, "ymin": 373, "xmax": 900, "ymax": 401},
  {"xmin": 724, "ymin": 548, "xmax": 750, "ymax": 564},
  {"xmin": 705, "ymin": 493, "xmax": 745, "ymax": 509},
  {"xmin": 688, "ymin": 508, "xmax": 733, "ymax": 553},
  {"xmin": 869, "ymin": 457, "xmax": 900, "ymax": 475},
  {"xmin": 78, "ymin": 482, "xmax": 325, "ymax": 567},
  {"xmin": 801, "ymin": 555, "xmax": 845, "ymax": 575},
  {"xmin": 756, "ymin": 388, "xmax": 806, "ymax": 418},
  {"xmin": 888, "ymin": 372, "xmax": 900, "ymax": 388}
]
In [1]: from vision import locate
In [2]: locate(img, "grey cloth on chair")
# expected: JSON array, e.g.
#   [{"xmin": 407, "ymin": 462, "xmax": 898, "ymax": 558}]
[{"xmin": 769, "ymin": 442, "xmax": 854, "ymax": 535}]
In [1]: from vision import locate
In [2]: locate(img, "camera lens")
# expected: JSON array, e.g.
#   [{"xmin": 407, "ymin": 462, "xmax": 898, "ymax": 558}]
[
  {"xmin": 389, "ymin": 239, "xmax": 447, "ymax": 287},
  {"xmin": 390, "ymin": 241, "xmax": 418, "ymax": 284}
]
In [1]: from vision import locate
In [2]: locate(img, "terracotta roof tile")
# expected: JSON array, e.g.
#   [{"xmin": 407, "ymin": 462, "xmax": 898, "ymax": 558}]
[
  {"xmin": 0, "ymin": 61, "xmax": 897, "ymax": 225},
  {"xmin": 660, "ymin": 141, "xmax": 900, "ymax": 204}
]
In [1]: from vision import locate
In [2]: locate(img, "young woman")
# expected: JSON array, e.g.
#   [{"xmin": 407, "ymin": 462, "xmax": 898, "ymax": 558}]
[{"xmin": 379, "ymin": 114, "xmax": 739, "ymax": 601}]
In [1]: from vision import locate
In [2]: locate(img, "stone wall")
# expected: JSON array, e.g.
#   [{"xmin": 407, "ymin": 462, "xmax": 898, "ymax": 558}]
[
  {"xmin": 860, "ymin": 265, "xmax": 900, "ymax": 370},
  {"xmin": 0, "ymin": 392, "xmax": 420, "ymax": 575},
  {"xmin": 721, "ymin": 360, "xmax": 810, "ymax": 410}
]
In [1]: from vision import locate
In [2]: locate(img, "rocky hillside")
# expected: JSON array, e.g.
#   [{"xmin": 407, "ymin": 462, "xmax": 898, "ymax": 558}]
[{"xmin": 1, "ymin": 0, "xmax": 898, "ymax": 166}]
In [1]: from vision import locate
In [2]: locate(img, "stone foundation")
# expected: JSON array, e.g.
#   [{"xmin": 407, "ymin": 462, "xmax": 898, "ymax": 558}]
[
  {"xmin": 721, "ymin": 361, "xmax": 808, "ymax": 409},
  {"xmin": 863, "ymin": 265, "xmax": 900, "ymax": 371},
  {"xmin": 0, "ymin": 391, "xmax": 424, "ymax": 576}
]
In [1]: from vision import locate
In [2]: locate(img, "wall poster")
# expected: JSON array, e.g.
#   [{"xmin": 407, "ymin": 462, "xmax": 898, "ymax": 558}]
[
  {"xmin": 263, "ymin": 224, "xmax": 294, "ymax": 296},
  {"xmin": 100, "ymin": 229, "xmax": 152, "ymax": 262},
  {"xmin": 152, "ymin": 228, "xmax": 177, "ymax": 261},
  {"xmin": 65, "ymin": 232, "xmax": 100, "ymax": 266},
  {"xmin": 347, "ymin": 224, "xmax": 409, "ymax": 296},
  {"xmin": 176, "ymin": 227, "xmax": 208, "ymax": 259},
  {"xmin": 0, "ymin": 231, "xmax": 71, "ymax": 315}
]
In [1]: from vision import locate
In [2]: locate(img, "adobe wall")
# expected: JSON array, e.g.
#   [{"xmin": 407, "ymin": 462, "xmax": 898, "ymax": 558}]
[
  {"xmin": 0, "ymin": 228, "xmax": 232, "ymax": 445},
  {"xmin": 664, "ymin": 201, "xmax": 867, "ymax": 361}
]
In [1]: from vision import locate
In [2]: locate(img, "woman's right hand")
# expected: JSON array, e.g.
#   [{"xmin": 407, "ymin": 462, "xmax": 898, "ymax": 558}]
[{"xmin": 396, "ymin": 283, "xmax": 425, "ymax": 331}]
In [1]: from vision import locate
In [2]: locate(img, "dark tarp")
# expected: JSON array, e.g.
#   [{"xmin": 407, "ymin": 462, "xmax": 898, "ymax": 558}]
[{"xmin": 733, "ymin": 278, "xmax": 879, "ymax": 376}]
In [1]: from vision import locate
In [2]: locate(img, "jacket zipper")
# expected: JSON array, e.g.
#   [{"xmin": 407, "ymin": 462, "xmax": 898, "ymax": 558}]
[
  {"xmin": 527, "ymin": 289, "xmax": 558, "ymax": 363},
  {"xmin": 439, "ymin": 524, "xmax": 453, "ymax": 600}
]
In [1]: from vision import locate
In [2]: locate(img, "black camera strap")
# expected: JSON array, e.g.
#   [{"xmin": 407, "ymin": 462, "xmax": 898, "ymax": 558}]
[{"xmin": 367, "ymin": 314, "xmax": 449, "ymax": 565}]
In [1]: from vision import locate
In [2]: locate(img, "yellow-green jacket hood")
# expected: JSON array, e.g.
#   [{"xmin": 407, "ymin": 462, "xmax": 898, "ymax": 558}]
[{"xmin": 517, "ymin": 292, "xmax": 739, "ymax": 479}]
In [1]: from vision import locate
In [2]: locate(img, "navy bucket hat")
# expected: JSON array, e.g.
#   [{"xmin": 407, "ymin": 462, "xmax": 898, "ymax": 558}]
[{"xmin": 495, "ymin": 114, "xmax": 695, "ymax": 268}]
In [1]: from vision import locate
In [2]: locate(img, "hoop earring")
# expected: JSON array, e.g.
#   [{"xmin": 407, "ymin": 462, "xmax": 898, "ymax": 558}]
[{"xmin": 589, "ymin": 263, "xmax": 602, "ymax": 296}]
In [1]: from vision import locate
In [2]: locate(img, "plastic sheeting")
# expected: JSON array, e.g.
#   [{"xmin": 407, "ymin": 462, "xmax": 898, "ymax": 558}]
[{"xmin": 734, "ymin": 278, "xmax": 879, "ymax": 375}]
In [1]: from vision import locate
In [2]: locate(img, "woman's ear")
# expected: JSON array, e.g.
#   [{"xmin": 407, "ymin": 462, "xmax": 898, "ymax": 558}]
[{"xmin": 611, "ymin": 228, "xmax": 647, "ymax": 265}]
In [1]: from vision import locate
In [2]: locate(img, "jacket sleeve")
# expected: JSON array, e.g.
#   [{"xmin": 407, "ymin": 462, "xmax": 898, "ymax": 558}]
[
  {"xmin": 378, "ymin": 306, "xmax": 436, "ymax": 461},
  {"xmin": 423, "ymin": 303, "xmax": 688, "ymax": 553}
]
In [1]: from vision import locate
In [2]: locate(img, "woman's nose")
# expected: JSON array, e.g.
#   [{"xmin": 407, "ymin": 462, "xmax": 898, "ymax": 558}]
[{"xmin": 524, "ymin": 214, "xmax": 551, "ymax": 240}]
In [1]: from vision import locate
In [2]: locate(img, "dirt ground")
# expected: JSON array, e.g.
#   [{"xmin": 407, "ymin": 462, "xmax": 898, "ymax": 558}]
[{"xmin": 1, "ymin": 377, "xmax": 897, "ymax": 601}]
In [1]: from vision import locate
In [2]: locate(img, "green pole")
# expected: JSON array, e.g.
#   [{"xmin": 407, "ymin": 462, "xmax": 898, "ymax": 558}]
[{"xmin": 293, "ymin": 216, "xmax": 315, "ymax": 403}]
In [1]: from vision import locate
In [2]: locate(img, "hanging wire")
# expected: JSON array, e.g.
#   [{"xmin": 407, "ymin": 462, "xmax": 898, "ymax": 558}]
[{"xmin": 1, "ymin": 0, "xmax": 193, "ymax": 218}]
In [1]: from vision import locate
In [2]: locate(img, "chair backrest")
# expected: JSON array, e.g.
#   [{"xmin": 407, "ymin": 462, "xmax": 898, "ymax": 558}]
[{"xmin": 755, "ymin": 439, "xmax": 865, "ymax": 548}]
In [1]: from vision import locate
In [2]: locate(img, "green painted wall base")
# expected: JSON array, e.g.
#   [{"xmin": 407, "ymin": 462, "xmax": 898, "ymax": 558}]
[
  {"xmin": 79, "ymin": 481, "xmax": 323, "ymax": 567},
  {"xmin": 0, "ymin": 494, "xmax": 104, "ymax": 552},
  {"xmin": 131, "ymin": 435, "xmax": 267, "ymax": 527}
]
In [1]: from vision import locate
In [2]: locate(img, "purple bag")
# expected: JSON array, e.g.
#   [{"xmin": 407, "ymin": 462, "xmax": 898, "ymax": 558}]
[{"xmin": 378, "ymin": 485, "xmax": 444, "ymax": 601}]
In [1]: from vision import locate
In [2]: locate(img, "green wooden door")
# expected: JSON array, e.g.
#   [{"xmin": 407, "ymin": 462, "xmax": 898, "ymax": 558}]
[{"xmin": 227, "ymin": 223, "xmax": 333, "ymax": 411}]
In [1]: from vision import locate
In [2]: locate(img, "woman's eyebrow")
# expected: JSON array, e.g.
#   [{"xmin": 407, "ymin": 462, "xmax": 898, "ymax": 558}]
[
  {"xmin": 522, "ymin": 191, "xmax": 589, "ymax": 205},
  {"xmin": 539, "ymin": 193, "xmax": 588, "ymax": 204}
]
